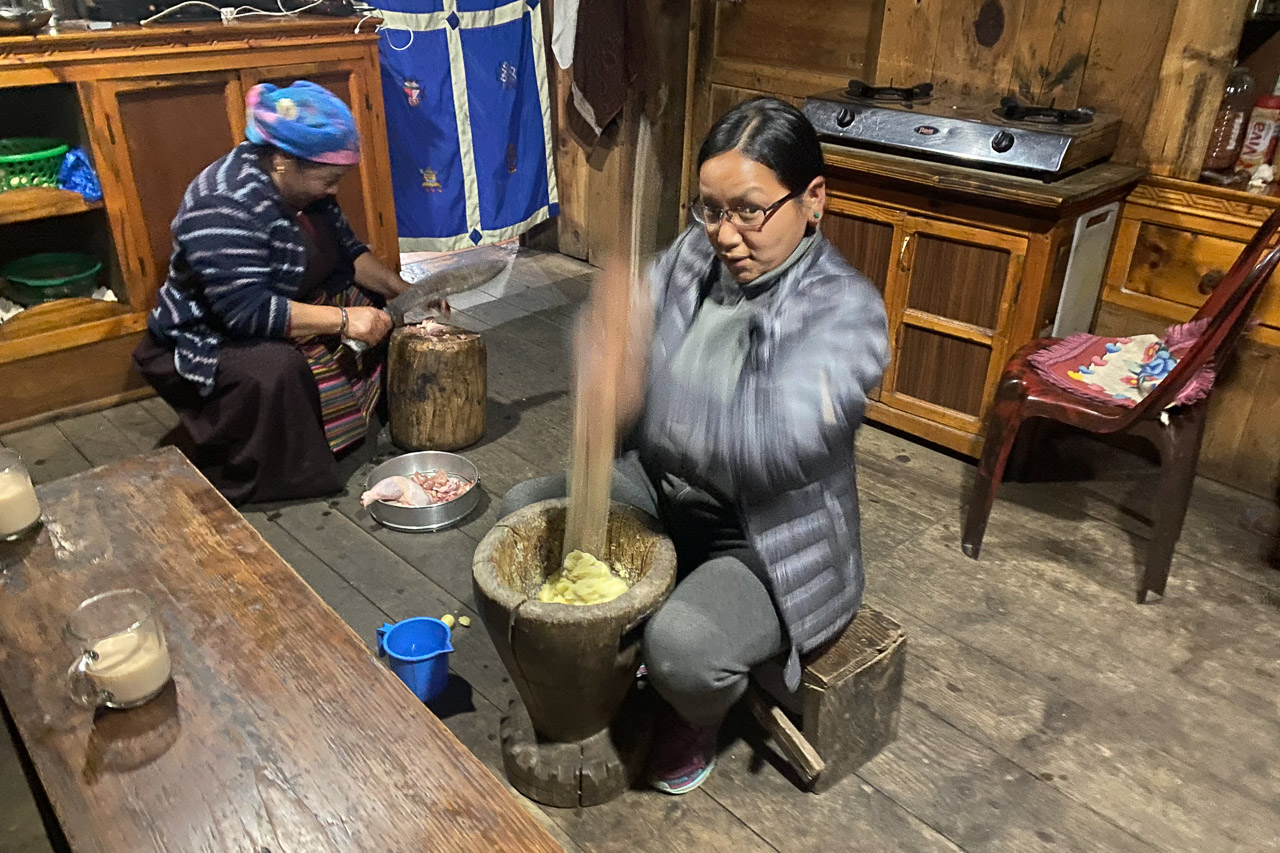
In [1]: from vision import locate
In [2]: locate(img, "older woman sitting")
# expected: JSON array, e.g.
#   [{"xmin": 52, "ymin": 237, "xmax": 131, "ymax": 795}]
[{"xmin": 133, "ymin": 80, "xmax": 419, "ymax": 505}]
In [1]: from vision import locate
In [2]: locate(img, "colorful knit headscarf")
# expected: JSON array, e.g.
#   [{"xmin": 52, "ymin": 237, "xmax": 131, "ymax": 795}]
[{"xmin": 245, "ymin": 81, "xmax": 360, "ymax": 166}]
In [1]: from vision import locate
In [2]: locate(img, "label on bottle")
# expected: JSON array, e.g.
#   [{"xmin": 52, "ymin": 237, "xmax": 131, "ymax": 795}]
[{"xmin": 1237, "ymin": 105, "xmax": 1280, "ymax": 169}]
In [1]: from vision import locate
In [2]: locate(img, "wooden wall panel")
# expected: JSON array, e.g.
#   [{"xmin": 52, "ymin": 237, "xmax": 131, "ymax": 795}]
[
  {"xmin": 585, "ymin": 109, "xmax": 631, "ymax": 266},
  {"xmin": 536, "ymin": 0, "xmax": 690, "ymax": 264},
  {"xmin": 714, "ymin": 0, "xmax": 879, "ymax": 79},
  {"xmin": 1077, "ymin": 0, "xmax": 1178, "ymax": 165},
  {"xmin": 872, "ymin": 0, "xmax": 942, "ymax": 88},
  {"xmin": 1009, "ymin": 0, "xmax": 1101, "ymax": 107},
  {"xmin": 544, "ymin": 60, "xmax": 590, "ymax": 259},
  {"xmin": 929, "ymin": 0, "xmax": 1026, "ymax": 99}
]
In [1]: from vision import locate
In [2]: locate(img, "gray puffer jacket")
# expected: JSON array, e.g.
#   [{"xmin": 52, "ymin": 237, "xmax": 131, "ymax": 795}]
[{"xmin": 635, "ymin": 225, "xmax": 890, "ymax": 689}]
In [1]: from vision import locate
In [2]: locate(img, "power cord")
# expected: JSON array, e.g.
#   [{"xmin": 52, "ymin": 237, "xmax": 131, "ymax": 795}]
[{"xmin": 140, "ymin": 0, "xmax": 325, "ymax": 27}]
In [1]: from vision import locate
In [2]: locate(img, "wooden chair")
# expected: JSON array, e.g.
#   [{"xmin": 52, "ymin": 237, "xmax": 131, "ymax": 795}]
[{"xmin": 962, "ymin": 208, "xmax": 1280, "ymax": 602}]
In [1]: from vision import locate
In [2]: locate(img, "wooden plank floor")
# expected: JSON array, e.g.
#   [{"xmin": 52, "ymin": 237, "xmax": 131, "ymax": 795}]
[{"xmin": 4, "ymin": 248, "xmax": 1280, "ymax": 852}]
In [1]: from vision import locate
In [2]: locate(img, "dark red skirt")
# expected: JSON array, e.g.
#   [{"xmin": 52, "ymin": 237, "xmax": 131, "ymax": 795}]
[{"xmin": 132, "ymin": 333, "xmax": 352, "ymax": 505}]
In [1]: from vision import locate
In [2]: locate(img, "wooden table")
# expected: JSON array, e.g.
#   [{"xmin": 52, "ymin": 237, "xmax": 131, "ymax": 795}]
[{"xmin": 0, "ymin": 448, "xmax": 561, "ymax": 852}]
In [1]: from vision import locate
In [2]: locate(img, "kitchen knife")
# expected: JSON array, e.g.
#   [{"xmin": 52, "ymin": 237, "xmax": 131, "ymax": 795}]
[
  {"xmin": 344, "ymin": 254, "xmax": 513, "ymax": 352},
  {"xmin": 387, "ymin": 255, "xmax": 512, "ymax": 326}
]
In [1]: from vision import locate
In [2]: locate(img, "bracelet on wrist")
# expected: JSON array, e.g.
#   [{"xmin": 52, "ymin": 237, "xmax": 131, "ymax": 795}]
[{"xmin": 338, "ymin": 306, "xmax": 349, "ymax": 337}]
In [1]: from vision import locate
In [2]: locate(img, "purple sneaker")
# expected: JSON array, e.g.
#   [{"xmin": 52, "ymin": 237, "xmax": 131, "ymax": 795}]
[{"xmin": 648, "ymin": 709, "xmax": 718, "ymax": 795}]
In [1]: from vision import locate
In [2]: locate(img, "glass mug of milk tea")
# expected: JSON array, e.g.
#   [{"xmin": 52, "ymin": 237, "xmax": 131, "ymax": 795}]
[
  {"xmin": 0, "ymin": 449, "xmax": 41, "ymax": 541},
  {"xmin": 66, "ymin": 589, "xmax": 172, "ymax": 710}
]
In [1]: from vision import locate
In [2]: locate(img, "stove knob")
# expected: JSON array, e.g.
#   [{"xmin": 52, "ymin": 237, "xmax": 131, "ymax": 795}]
[
  {"xmin": 835, "ymin": 108, "xmax": 855, "ymax": 128},
  {"xmin": 991, "ymin": 131, "xmax": 1016, "ymax": 153}
]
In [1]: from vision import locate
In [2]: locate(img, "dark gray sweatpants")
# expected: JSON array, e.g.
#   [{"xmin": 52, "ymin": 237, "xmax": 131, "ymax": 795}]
[{"xmin": 499, "ymin": 454, "xmax": 786, "ymax": 727}]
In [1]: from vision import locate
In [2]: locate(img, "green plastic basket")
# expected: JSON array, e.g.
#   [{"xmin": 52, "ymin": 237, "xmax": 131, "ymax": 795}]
[
  {"xmin": 1, "ymin": 252, "xmax": 102, "ymax": 306},
  {"xmin": 0, "ymin": 138, "xmax": 70, "ymax": 193}
]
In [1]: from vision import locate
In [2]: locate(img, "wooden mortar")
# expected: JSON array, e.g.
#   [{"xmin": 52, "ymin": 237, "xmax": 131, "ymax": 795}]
[{"xmin": 471, "ymin": 498, "xmax": 676, "ymax": 744}]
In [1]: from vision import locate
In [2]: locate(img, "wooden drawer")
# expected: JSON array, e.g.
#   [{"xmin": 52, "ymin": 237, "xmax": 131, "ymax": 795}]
[
  {"xmin": 1108, "ymin": 218, "xmax": 1280, "ymax": 330},
  {"xmin": 1103, "ymin": 179, "xmax": 1280, "ymax": 345}
]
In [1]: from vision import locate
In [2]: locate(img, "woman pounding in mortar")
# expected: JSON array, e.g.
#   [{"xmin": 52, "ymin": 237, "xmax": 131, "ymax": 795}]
[
  {"xmin": 133, "ymin": 81, "xmax": 441, "ymax": 505},
  {"xmin": 500, "ymin": 98, "xmax": 890, "ymax": 794}
]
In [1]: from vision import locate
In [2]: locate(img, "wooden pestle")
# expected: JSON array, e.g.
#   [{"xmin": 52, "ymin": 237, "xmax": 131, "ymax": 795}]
[
  {"xmin": 563, "ymin": 254, "xmax": 634, "ymax": 558},
  {"xmin": 563, "ymin": 113, "xmax": 656, "ymax": 560}
]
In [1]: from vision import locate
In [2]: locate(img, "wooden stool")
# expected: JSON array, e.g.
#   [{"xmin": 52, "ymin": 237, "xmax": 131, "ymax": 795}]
[
  {"xmin": 387, "ymin": 324, "xmax": 486, "ymax": 451},
  {"xmin": 748, "ymin": 605, "xmax": 906, "ymax": 792}
]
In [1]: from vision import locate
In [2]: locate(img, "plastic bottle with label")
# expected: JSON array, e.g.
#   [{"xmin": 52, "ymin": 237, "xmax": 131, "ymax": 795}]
[
  {"xmin": 1203, "ymin": 65, "xmax": 1254, "ymax": 171},
  {"xmin": 1237, "ymin": 75, "xmax": 1280, "ymax": 171}
]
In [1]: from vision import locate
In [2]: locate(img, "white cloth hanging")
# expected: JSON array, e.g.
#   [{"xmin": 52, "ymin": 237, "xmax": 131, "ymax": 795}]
[{"xmin": 551, "ymin": 0, "xmax": 579, "ymax": 69}]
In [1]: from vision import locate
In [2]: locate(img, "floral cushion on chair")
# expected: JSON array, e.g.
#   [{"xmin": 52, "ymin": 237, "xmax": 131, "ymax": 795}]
[{"xmin": 1027, "ymin": 319, "xmax": 1216, "ymax": 408}]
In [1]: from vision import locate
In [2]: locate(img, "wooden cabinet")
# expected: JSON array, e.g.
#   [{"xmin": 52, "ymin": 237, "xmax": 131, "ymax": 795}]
[
  {"xmin": 80, "ymin": 73, "xmax": 245, "ymax": 308},
  {"xmin": 0, "ymin": 21, "xmax": 397, "ymax": 431},
  {"xmin": 881, "ymin": 219, "xmax": 1027, "ymax": 434},
  {"xmin": 823, "ymin": 200, "xmax": 1031, "ymax": 451},
  {"xmin": 1100, "ymin": 177, "xmax": 1280, "ymax": 497},
  {"xmin": 818, "ymin": 147, "xmax": 1140, "ymax": 455}
]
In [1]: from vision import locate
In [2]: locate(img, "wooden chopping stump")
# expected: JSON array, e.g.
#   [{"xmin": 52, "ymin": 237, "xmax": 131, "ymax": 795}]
[{"xmin": 387, "ymin": 324, "xmax": 486, "ymax": 451}]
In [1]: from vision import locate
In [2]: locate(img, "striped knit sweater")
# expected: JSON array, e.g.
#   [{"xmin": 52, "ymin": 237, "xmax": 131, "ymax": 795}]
[{"xmin": 147, "ymin": 142, "xmax": 368, "ymax": 392}]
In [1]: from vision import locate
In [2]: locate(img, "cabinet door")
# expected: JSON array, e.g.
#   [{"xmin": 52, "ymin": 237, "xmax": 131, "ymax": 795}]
[
  {"xmin": 880, "ymin": 217, "xmax": 1027, "ymax": 434},
  {"xmin": 80, "ymin": 73, "xmax": 245, "ymax": 309},
  {"xmin": 821, "ymin": 199, "xmax": 903, "ymax": 403},
  {"xmin": 240, "ymin": 60, "xmax": 397, "ymax": 267}
]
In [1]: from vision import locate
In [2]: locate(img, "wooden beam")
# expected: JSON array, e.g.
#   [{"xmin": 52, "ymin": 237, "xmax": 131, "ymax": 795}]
[{"xmin": 1141, "ymin": 0, "xmax": 1250, "ymax": 179}]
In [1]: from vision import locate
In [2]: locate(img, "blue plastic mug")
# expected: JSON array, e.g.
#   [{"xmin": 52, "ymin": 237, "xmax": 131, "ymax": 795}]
[{"xmin": 376, "ymin": 617, "xmax": 453, "ymax": 703}]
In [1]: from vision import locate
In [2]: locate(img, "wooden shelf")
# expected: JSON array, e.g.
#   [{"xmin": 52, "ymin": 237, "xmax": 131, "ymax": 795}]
[
  {"xmin": 0, "ymin": 187, "xmax": 102, "ymax": 226},
  {"xmin": 0, "ymin": 301, "xmax": 146, "ymax": 362}
]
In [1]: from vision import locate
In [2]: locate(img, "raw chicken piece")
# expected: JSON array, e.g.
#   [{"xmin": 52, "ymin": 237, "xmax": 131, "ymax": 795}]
[
  {"xmin": 412, "ymin": 470, "xmax": 450, "ymax": 490},
  {"xmin": 417, "ymin": 319, "xmax": 451, "ymax": 336},
  {"xmin": 407, "ymin": 319, "xmax": 474, "ymax": 340},
  {"xmin": 409, "ymin": 469, "xmax": 474, "ymax": 503},
  {"xmin": 360, "ymin": 475, "xmax": 432, "ymax": 508},
  {"xmin": 362, "ymin": 469, "xmax": 475, "ymax": 509}
]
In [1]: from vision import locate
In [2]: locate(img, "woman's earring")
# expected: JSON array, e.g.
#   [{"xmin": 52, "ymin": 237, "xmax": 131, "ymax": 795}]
[{"xmin": 813, "ymin": 212, "xmax": 820, "ymax": 221}]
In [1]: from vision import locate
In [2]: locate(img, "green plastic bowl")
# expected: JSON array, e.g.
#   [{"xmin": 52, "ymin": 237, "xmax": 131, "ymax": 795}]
[{"xmin": 1, "ymin": 252, "xmax": 102, "ymax": 306}]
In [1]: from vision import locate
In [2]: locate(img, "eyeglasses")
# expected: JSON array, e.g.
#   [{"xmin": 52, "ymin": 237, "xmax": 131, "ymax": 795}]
[{"xmin": 688, "ymin": 191, "xmax": 800, "ymax": 232}]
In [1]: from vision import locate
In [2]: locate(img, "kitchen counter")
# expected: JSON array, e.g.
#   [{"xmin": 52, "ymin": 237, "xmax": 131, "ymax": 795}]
[{"xmin": 822, "ymin": 143, "xmax": 1146, "ymax": 218}]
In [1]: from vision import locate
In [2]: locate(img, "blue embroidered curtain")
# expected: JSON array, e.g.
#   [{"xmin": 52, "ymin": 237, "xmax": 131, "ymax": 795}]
[{"xmin": 374, "ymin": 0, "xmax": 559, "ymax": 251}]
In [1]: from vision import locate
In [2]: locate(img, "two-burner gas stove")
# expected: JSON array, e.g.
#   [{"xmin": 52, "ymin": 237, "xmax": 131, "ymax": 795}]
[{"xmin": 803, "ymin": 81, "xmax": 1121, "ymax": 180}]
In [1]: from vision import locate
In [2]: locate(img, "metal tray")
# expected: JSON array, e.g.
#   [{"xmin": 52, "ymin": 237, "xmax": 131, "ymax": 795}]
[{"xmin": 364, "ymin": 451, "xmax": 480, "ymax": 533}]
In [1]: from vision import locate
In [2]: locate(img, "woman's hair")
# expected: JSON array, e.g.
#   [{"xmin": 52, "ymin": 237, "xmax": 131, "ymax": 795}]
[{"xmin": 696, "ymin": 98, "xmax": 824, "ymax": 194}]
